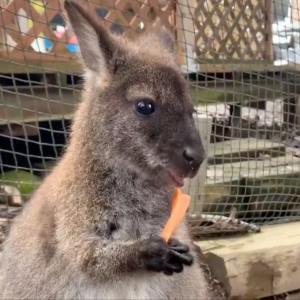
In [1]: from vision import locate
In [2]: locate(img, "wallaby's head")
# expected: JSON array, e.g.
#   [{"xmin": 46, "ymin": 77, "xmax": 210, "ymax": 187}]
[{"xmin": 64, "ymin": 0, "xmax": 205, "ymax": 188}]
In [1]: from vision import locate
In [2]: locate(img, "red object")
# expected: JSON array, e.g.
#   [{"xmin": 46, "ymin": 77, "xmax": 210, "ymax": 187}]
[
  {"xmin": 53, "ymin": 31, "xmax": 64, "ymax": 38},
  {"xmin": 68, "ymin": 36, "xmax": 78, "ymax": 45}
]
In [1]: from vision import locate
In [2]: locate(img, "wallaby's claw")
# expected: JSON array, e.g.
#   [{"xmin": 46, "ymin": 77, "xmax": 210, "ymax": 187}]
[
  {"xmin": 167, "ymin": 238, "xmax": 194, "ymax": 265},
  {"xmin": 168, "ymin": 238, "xmax": 190, "ymax": 254},
  {"xmin": 138, "ymin": 236, "xmax": 194, "ymax": 275},
  {"xmin": 163, "ymin": 258, "xmax": 183, "ymax": 276},
  {"xmin": 168, "ymin": 250, "xmax": 194, "ymax": 266}
]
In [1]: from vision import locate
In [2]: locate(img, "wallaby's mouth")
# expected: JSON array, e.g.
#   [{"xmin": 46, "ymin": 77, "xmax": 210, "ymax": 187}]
[
  {"xmin": 167, "ymin": 171, "xmax": 185, "ymax": 188},
  {"xmin": 165, "ymin": 161, "xmax": 201, "ymax": 187}
]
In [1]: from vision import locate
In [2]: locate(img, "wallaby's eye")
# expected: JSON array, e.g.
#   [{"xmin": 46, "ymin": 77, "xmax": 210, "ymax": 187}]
[{"xmin": 135, "ymin": 100, "xmax": 155, "ymax": 115}]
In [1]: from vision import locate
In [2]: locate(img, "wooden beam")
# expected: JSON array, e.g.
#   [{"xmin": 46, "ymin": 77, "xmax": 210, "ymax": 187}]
[
  {"xmin": 265, "ymin": 0, "xmax": 274, "ymax": 60},
  {"xmin": 208, "ymin": 138, "xmax": 286, "ymax": 165},
  {"xmin": 0, "ymin": 86, "xmax": 80, "ymax": 125},
  {"xmin": 197, "ymin": 221, "xmax": 300, "ymax": 299},
  {"xmin": 203, "ymin": 154, "xmax": 300, "ymax": 215},
  {"xmin": 291, "ymin": 0, "xmax": 300, "ymax": 23},
  {"xmin": 1, "ymin": 58, "xmax": 300, "ymax": 74},
  {"xmin": 176, "ymin": 0, "xmax": 198, "ymax": 73},
  {"xmin": 0, "ymin": 60, "xmax": 81, "ymax": 74},
  {"xmin": 206, "ymin": 155, "xmax": 300, "ymax": 186}
]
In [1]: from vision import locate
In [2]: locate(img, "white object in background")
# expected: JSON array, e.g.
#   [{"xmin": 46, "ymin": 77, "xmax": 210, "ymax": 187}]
[
  {"xmin": 183, "ymin": 113, "xmax": 212, "ymax": 214},
  {"xmin": 31, "ymin": 36, "xmax": 47, "ymax": 53},
  {"xmin": 274, "ymin": 59, "xmax": 289, "ymax": 66},
  {"xmin": 56, "ymin": 25, "xmax": 65, "ymax": 33},
  {"xmin": 16, "ymin": 8, "xmax": 29, "ymax": 34},
  {"xmin": 181, "ymin": 44, "xmax": 197, "ymax": 74}
]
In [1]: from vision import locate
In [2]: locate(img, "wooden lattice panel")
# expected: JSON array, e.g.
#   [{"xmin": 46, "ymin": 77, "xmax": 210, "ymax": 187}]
[
  {"xmin": 194, "ymin": 0, "xmax": 267, "ymax": 61},
  {"xmin": 0, "ymin": 0, "xmax": 175, "ymax": 62}
]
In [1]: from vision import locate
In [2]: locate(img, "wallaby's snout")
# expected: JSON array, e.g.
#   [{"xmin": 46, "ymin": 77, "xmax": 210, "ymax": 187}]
[
  {"xmin": 166, "ymin": 120, "xmax": 205, "ymax": 188},
  {"xmin": 183, "ymin": 140, "xmax": 205, "ymax": 175}
]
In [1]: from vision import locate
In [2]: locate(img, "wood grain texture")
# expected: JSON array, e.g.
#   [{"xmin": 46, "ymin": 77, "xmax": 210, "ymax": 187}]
[{"xmin": 197, "ymin": 221, "xmax": 300, "ymax": 299}]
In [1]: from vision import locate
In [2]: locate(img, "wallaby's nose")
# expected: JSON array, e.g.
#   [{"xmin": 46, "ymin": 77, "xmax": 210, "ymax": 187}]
[{"xmin": 183, "ymin": 147, "xmax": 204, "ymax": 172}]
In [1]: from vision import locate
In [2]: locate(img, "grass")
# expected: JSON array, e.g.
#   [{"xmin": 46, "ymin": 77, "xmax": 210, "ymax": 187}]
[
  {"xmin": 190, "ymin": 82, "xmax": 300, "ymax": 106},
  {"xmin": 1, "ymin": 170, "xmax": 42, "ymax": 201}
]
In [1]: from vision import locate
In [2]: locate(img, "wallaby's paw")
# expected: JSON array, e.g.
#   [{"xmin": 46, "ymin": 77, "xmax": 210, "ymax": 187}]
[
  {"xmin": 165, "ymin": 238, "xmax": 194, "ymax": 275},
  {"xmin": 168, "ymin": 238, "xmax": 190, "ymax": 254},
  {"xmin": 138, "ymin": 236, "xmax": 194, "ymax": 276},
  {"xmin": 168, "ymin": 238, "xmax": 194, "ymax": 265},
  {"xmin": 138, "ymin": 236, "xmax": 169, "ymax": 272}
]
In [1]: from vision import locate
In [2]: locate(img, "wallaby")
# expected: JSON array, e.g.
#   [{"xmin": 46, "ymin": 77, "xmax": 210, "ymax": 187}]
[{"xmin": 0, "ymin": 1, "xmax": 212, "ymax": 299}]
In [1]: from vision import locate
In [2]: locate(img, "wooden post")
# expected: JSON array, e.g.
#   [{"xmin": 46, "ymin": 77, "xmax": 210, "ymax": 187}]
[
  {"xmin": 296, "ymin": 96, "xmax": 300, "ymax": 127},
  {"xmin": 176, "ymin": 0, "xmax": 198, "ymax": 73},
  {"xmin": 291, "ymin": 0, "xmax": 300, "ymax": 23},
  {"xmin": 183, "ymin": 114, "xmax": 212, "ymax": 214},
  {"xmin": 266, "ymin": 0, "xmax": 274, "ymax": 61}
]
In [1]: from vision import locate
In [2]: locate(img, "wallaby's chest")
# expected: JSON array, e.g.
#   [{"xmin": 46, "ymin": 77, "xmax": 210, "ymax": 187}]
[
  {"xmin": 97, "ymin": 189, "xmax": 172, "ymax": 240},
  {"xmin": 111, "ymin": 214, "xmax": 167, "ymax": 240}
]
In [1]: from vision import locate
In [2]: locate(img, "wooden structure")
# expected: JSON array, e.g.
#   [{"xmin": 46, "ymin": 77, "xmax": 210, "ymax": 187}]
[
  {"xmin": 194, "ymin": 0, "xmax": 272, "ymax": 61},
  {"xmin": 0, "ymin": 0, "xmax": 279, "ymax": 74},
  {"xmin": 177, "ymin": 0, "xmax": 274, "ymax": 72},
  {"xmin": 190, "ymin": 137, "xmax": 300, "ymax": 220},
  {"xmin": 198, "ymin": 221, "xmax": 300, "ymax": 299},
  {"xmin": 291, "ymin": 0, "xmax": 300, "ymax": 23},
  {"xmin": 0, "ymin": 0, "xmax": 175, "ymax": 63}
]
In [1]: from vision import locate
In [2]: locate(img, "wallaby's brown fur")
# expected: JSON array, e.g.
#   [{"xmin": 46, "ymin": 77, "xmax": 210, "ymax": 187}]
[{"xmin": 0, "ymin": 1, "xmax": 212, "ymax": 299}]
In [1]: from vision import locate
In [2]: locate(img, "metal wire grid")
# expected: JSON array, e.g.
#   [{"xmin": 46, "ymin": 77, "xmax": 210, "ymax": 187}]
[{"xmin": 0, "ymin": 0, "xmax": 300, "ymax": 239}]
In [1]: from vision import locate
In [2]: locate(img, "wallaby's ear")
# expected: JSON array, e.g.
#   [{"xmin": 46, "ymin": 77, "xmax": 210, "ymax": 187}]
[
  {"xmin": 156, "ymin": 27, "xmax": 176, "ymax": 56},
  {"xmin": 63, "ymin": 0, "xmax": 117, "ymax": 74}
]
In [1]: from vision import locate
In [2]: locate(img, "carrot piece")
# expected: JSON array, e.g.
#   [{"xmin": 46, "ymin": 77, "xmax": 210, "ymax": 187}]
[
  {"xmin": 161, "ymin": 189, "xmax": 190, "ymax": 242},
  {"xmin": 171, "ymin": 188, "xmax": 181, "ymax": 210}
]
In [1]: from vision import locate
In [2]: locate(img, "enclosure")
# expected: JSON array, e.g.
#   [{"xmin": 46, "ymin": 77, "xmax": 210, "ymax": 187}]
[{"xmin": 1, "ymin": 0, "xmax": 300, "ymax": 299}]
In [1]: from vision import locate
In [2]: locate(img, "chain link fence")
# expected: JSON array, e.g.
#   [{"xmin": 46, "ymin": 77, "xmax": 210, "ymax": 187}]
[{"xmin": 0, "ymin": 0, "xmax": 300, "ymax": 240}]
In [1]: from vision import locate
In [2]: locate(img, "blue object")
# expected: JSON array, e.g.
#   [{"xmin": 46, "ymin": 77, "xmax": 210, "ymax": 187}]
[
  {"xmin": 42, "ymin": 37, "xmax": 53, "ymax": 51},
  {"xmin": 66, "ymin": 43, "xmax": 79, "ymax": 53}
]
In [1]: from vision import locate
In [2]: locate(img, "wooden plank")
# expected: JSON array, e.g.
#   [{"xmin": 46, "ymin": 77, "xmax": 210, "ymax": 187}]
[
  {"xmin": 0, "ymin": 58, "xmax": 300, "ymax": 74},
  {"xmin": 291, "ymin": 0, "xmax": 300, "ymax": 23},
  {"xmin": 0, "ymin": 86, "xmax": 80, "ymax": 125},
  {"xmin": 196, "ymin": 221, "xmax": 300, "ymax": 299},
  {"xmin": 0, "ymin": 60, "xmax": 80, "ymax": 74},
  {"xmin": 207, "ymin": 154, "xmax": 300, "ymax": 185},
  {"xmin": 205, "ymin": 155, "xmax": 300, "ymax": 191},
  {"xmin": 208, "ymin": 138, "xmax": 286, "ymax": 165},
  {"xmin": 265, "ymin": 0, "xmax": 274, "ymax": 60},
  {"xmin": 0, "ymin": 121, "xmax": 39, "ymax": 137},
  {"xmin": 194, "ymin": 61, "xmax": 300, "ymax": 74},
  {"xmin": 295, "ymin": 96, "xmax": 300, "ymax": 128},
  {"xmin": 175, "ymin": 0, "xmax": 184, "ymax": 66},
  {"xmin": 0, "ymin": 47, "xmax": 73, "ymax": 62},
  {"xmin": 203, "ymin": 155, "xmax": 300, "ymax": 216}
]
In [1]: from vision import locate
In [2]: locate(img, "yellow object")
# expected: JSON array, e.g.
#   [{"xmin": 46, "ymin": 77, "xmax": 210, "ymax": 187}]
[
  {"xmin": 161, "ymin": 189, "xmax": 190, "ymax": 242},
  {"xmin": 27, "ymin": 1, "xmax": 45, "ymax": 29},
  {"xmin": 30, "ymin": 1, "xmax": 45, "ymax": 14},
  {"xmin": 27, "ymin": 19, "xmax": 33, "ymax": 29}
]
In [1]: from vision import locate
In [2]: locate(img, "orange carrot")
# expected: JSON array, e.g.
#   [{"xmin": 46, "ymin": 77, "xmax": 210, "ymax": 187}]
[
  {"xmin": 161, "ymin": 189, "xmax": 190, "ymax": 242},
  {"xmin": 171, "ymin": 188, "xmax": 181, "ymax": 210}
]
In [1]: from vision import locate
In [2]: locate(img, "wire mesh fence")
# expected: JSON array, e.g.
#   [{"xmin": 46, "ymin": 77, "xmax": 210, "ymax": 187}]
[{"xmin": 0, "ymin": 0, "xmax": 300, "ymax": 241}]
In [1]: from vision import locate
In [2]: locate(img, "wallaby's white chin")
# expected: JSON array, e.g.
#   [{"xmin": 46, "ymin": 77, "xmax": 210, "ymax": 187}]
[{"xmin": 167, "ymin": 171, "xmax": 185, "ymax": 187}]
